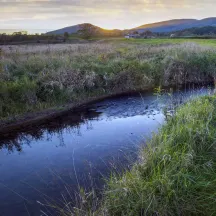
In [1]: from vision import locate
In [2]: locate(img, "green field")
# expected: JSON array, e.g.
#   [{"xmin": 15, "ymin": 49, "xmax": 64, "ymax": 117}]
[{"xmin": 117, "ymin": 38, "xmax": 216, "ymax": 46}]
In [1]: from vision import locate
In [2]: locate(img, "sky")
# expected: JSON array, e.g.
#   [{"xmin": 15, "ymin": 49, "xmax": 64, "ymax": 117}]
[{"xmin": 1, "ymin": 0, "xmax": 216, "ymax": 33}]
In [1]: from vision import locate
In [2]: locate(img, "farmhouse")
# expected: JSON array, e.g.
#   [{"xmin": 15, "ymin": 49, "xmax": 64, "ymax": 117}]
[
  {"xmin": 170, "ymin": 34, "xmax": 176, "ymax": 38},
  {"xmin": 125, "ymin": 34, "xmax": 140, "ymax": 39}
]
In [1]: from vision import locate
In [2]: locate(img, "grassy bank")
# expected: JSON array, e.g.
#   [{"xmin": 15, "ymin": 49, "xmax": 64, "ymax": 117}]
[
  {"xmin": 103, "ymin": 95, "xmax": 216, "ymax": 216},
  {"xmin": 1, "ymin": 41, "xmax": 216, "ymax": 121}
]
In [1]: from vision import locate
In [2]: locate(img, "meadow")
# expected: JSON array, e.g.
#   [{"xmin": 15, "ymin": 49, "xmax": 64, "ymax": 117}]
[
  {"xmin": 1, "ymin": 39, "xmax": 216, "ymax": 215},
  {"xmin": 1, "ymin": 38, "xmax": 216, "ymax": 122},
  {"xmin": 119, "ymin": 38, "xmax": 216, "ymax": 46}
]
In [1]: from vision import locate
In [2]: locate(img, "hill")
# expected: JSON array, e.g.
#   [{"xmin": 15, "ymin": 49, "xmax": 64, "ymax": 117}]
[
  {"xmin": 134, "ymin": 19, "xmax": 196, "ymax": 31},
  {"xmin": 134, "ymin": 18, "xmax": 216, "ymax": 33},
  {"xmin": 46, "ymin": 23, "xmax": 123, "ymax": 37},
  {"xmin": 46, "ymin": 17, "xmax": 216, "ymax": 35},
  {"xmin": 171, "ymin": 26, "xmax": 216, "ymax": 37},
  {"xmin": 46, "ymin": 23, "xmax": 97, "ymax": 35}
]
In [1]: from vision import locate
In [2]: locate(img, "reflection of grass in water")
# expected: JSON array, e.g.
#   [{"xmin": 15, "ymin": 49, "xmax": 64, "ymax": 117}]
[
  {"xmin": 0, "ymin": 109, "xmax": 100, "ymax": 153},
  {"xmin": 154, "ymin": 86, "xmax": 213, "ymax": 121},
  {"xmin": 39, "ymin": 144, "xmax": 138, "ymax": 215}
]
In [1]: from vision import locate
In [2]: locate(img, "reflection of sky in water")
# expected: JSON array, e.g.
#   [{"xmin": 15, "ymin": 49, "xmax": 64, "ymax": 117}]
[{"xmin": 0, "ymin": 87, "xmax": 212, "ymax": 216}]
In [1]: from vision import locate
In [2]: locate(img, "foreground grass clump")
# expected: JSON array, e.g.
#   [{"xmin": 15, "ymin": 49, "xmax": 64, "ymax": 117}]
[
  {"xmin": 104, "ymin": 95, "xmax": 216, "ymax": 216},
  {"xmin": 1, "ymin": 42, "xmax": 216, "ymax": 119}
]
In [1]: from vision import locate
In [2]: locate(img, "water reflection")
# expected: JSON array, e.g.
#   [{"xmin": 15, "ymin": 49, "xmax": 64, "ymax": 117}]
[
  {"xmin": 0, "ymin": 87, "xmax": 212, "ymax": 216},
  {"xmin": 0, "ymin": 109, "xmax": 102, "ymax": 153}
]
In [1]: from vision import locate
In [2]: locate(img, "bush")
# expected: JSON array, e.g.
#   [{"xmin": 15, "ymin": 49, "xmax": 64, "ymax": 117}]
[{"xmin": 0, "ymin": 78, "xmax": 37, "ymax": 117}]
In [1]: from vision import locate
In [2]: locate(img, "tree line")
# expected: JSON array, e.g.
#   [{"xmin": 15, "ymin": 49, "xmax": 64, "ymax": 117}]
[{"xmin": 0, "ymin": 32, "xmax": 66, "ymax": 45}]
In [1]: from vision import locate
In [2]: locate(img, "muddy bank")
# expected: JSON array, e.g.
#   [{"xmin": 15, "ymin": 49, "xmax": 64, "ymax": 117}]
[
  {"xmin": 0, "ymin": 82, "xmax": 213, "ymax": 135},
  {"xmin": 0, "ymin": 88, "xmax": 152, "ymax": 134}
]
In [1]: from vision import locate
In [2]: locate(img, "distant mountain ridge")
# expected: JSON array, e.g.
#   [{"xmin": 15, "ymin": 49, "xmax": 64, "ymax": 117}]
[
  {"xmin": 134, "ymin": 17, "xmax": 216, "ymax": 33},
  {"xmin": 134, "ymin": 18, "xmax": 216, "ymax": 33},
  {"xmin": 134, "ymin": 19, "xmax": 196, "ymax": 30},
  {"xmin": 46, "ymin": 17, "xmax": 216, "ymax": 35},
  {"xmin": 170, "ymin": 26, "xmax": 216, "ymax": 37}
]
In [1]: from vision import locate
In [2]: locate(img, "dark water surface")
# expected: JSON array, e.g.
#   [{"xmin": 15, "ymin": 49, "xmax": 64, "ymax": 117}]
[{"xmin": 0, "ymin": 87, "xmax": 212, "ymax": 216}]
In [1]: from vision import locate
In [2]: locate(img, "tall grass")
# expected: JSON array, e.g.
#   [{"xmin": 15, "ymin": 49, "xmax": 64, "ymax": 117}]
[
  {"xmin": 103, "ymin": 95, "xmax": 216, "ymax": 216},
  {"xmin": 1, "ymin": 42, "xmax": 216, "ymax": 119}
]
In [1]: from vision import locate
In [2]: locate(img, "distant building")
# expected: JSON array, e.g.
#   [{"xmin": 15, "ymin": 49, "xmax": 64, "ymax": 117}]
[
  {"xmin": 170, "ymin": 34, "xmax": 176, "ymax": 38},
  {"xmin": 124, "ymin": 34, "xmax": 140, "ymax": 39}
]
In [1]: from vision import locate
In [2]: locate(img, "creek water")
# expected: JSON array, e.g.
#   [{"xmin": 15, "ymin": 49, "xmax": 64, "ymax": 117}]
[{"xmin": 0, "ymin": 86, "xmax": 212, "ymax": 216}]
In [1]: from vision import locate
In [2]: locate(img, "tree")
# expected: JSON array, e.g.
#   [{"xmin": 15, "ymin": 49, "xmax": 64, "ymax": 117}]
[
  {"xmin": 78, "ymin": 23, "xmax": 96, "ymax": 39},
  {"xmin": 64, "ymin": 32, "xmax": 69, "ymax": 39},
  {"xmin": 145, "ymin": 30, "xmax": 153, "ymax": 36},
  {"xmin": 141, "ymin": 30, "xmax": 154, "ymax": 38},
  {"xmin": 12, "ymin": 31, "xmax": 23, "ymax": 41},
  {"xmin": 133, "ymin": 31, "xmax": 139, "ymax": 35}
]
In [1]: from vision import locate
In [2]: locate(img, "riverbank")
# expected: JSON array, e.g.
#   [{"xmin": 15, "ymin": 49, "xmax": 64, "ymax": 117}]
[
  {"xmin": 101, "ymin": 95, "xmax": 216, "ymax": 216},
  {"xmin": 0, "ymin": 88, "xmax": 153, "ymax": 134},
  {"xmin": 1, "ymin": 41, "xmax": 216, "ymax": 128}
]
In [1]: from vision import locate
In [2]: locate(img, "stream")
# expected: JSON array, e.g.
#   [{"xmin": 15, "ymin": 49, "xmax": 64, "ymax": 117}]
[{"xmin": 0, "ymin": 86, "xmax": 212, "ymax": 216}]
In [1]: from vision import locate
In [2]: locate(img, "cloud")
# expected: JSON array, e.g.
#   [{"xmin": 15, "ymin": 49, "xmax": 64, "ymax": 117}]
[{"xmin": 1, "ymin": 0, "xmax": 216, "ymax": 31}]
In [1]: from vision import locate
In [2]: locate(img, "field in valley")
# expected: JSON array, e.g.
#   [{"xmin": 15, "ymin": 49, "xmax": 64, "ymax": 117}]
[
  {"xmin": 112, "ymin": 38, "xmax": 216, "ymax": 46},
  {"xmin": 1, "ymin": 38, "xmax": 216, "ymax": 123}
]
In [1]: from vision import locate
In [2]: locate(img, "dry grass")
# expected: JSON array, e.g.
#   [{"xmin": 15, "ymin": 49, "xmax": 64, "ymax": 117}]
[{"xmin": 1, "ymin": 41, "xmax": 216, "ymax": 119}]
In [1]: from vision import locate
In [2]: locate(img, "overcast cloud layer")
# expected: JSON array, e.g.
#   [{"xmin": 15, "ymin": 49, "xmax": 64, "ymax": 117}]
[{"xmin": 1, "ymin": 0, "xmax": 216, "ymax": 33}]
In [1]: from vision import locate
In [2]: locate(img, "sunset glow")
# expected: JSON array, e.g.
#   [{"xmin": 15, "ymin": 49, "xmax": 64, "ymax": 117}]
[{"xmin": 1, "ymin": 0, "xmax": 216, "ymax": 33}]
